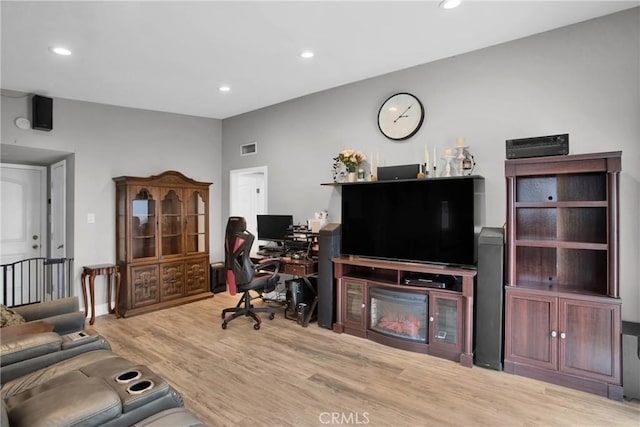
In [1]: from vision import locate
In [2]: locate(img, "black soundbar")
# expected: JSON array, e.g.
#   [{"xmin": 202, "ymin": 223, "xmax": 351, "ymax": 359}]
[{"xmin": 506, "ymin": 134, "xmax": 569, "ymax": 159}]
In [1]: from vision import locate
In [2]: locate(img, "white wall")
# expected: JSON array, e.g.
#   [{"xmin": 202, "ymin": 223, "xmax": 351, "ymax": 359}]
[
  {"xmin": 1, "ymin": 96, "xmax": 223, "ymax": 313},
  {"xmin": 221, "ymin": 8, "xmax": 640, "ymax": 321}
]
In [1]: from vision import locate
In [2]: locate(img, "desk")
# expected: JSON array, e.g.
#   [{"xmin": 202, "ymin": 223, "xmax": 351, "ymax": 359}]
[
  {"xmin": 81, "ymin": 264, "xmax": 122, "ymax": 325},
  {"xmin": 253, "ymin": 255, "xmax": 318, "ymax": 327}
]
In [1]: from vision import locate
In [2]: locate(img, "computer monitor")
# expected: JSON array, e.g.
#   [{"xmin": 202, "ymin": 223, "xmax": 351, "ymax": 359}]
[{"xmin": 256, "ymin": 214, "xmax": 293, "ymax": 243}]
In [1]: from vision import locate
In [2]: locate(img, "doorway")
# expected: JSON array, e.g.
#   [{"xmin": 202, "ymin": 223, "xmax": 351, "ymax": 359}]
[
  {"xmin": 0, "ymin": 164, "xmax": 47, "ymax": 264},
  {"xmin": 0, "ymin": 146, "xmax": 72, "ymax": 305},
  {"xmin": 229, "ymin": 166, "xmax": 267, "ymax": 253}
]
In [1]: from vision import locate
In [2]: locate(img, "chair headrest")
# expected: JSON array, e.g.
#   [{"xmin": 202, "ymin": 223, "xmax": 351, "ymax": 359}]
[{"xmin": 226, "ymin": 216, "xmax": 247, "ymax": 234}]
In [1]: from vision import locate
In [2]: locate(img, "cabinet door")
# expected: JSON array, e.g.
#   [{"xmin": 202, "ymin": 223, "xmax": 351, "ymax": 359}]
[
  {"xmin": 505, "ymin": 290, "xmax": 557, "ymax": 371},
  {"xmin": 429, "ymin": 291, "xmax": 463, "ymax": 353},
  {"xmin": 185, "ymin": 258, "xmax": 209, "ymax": 295},
  {"xmin": 559, "ymin": 298, "xmax": 621, "ymax": 384},
  {"xmin": 130, "ymin": 265, "xmax": 160, "ymax": 308},
  {"xmin": 130, "ymin": 186, "xmax": 158, "ymax": 261},
  {"xmin": 160, "ymin": 261, "xmax": 185, "ymax": 301},
  {"xmin": 159, "ymin": 187, "xmax": 183, "ymax": 258},
  {"xmin": 185, "ymin": 189, "xmax": 208, "ymax": 255},
  {"xmin": 342, "ymin": 278, "xmax": 366, "ymax": 333}
]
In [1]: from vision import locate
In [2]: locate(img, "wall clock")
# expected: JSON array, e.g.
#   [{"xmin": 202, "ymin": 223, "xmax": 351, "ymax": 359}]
[{"xmin": 377, "ymin": 93, "xmax": 425, "ymax": 141}]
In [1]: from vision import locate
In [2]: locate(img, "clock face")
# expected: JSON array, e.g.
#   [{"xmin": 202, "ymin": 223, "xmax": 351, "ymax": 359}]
[{"xmin": 377, "ymin": 93, "xmax": 425, "ymax": 141}]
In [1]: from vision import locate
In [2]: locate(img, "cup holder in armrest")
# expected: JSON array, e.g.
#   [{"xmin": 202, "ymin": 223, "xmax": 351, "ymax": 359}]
[
  {"xmin": 126, "ymin": 379, "xmax": 154, "ymax": 395},
  {"xmin": 115, "ymin": 370, "xmax": 141, "ymax": 384}
]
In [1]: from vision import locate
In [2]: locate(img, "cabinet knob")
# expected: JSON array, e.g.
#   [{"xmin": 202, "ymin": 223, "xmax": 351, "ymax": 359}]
[
  {"xmin": 551, "ymin": 330, "xmax": 557, "ymax": 337},
  {"xmin": 429, "ymin": 316, "xmax": 434, "ymax": 322},
  {"xmin": 560, "ymin": 332, "xmax": 566, "ymax": 339},
  {"xmin": 361, "ymin": 303, "xmax": 365, "ymax": 309}
]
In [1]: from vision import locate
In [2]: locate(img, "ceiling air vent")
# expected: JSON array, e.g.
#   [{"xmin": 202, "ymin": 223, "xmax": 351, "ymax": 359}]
[{"xmin": 241, "ymin": 142, "xmax": 257, "ymax": 156}]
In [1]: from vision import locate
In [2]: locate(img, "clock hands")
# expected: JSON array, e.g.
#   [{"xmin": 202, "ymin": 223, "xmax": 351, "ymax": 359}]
[{"xmin": 393, "ymin": 104, "xmax": 413, "ymax": 123}]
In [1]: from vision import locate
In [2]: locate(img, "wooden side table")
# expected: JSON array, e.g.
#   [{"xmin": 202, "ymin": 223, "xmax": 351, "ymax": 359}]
[{"xmin": 81, "ymin": 264, "xmax": 122, "ymax": 325}]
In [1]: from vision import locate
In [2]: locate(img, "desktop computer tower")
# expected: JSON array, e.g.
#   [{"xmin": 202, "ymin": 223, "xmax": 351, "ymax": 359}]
[
  {"xmin": 474, "ymin": 227, "xmax": 505, "ymax": 370},
  {"xmin": 210, "ymin": 262, "xmax": 227, "ymax": 294},
  {"xmin": 285, "ymin": 278, "xmax": 314, "ymax": 320},
  {"xmin": 318, "ymin": 223, "xmax": 341, "ymax": 329}
]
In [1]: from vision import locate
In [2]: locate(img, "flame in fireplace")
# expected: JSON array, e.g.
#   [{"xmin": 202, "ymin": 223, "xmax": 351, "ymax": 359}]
[{"xmin": 376, "ymin": 313, "xmax": 422, "ymax": 337}]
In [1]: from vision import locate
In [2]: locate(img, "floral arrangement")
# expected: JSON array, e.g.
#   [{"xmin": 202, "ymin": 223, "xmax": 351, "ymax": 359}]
[{"xmin": 334, "ymin": 149, "xmax": 366, "ymax": 172}]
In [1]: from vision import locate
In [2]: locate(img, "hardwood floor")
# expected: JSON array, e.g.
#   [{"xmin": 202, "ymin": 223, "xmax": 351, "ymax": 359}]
[{"xmin": 91, "ymin": 294, "xmax": 640, "ymax": 426}]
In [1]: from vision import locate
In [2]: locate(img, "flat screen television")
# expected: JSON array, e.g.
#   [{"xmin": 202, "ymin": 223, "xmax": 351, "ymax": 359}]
[
  {"xmin": 340, "ymin": 177, "xmax": 484, "ymax": 268},
  {"xmin": 257, "ymin": 214, "xmax": 293, "ymax": 243}
]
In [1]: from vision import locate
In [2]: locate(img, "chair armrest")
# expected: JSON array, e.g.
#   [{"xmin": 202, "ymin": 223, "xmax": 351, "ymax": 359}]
[
  {"xmin": 13, "ymin": 296, "xmax": 80, "ymax": 321},
  {"xmin": 255, "ymin": 258, "xmax": 280, "ymax": 276}
]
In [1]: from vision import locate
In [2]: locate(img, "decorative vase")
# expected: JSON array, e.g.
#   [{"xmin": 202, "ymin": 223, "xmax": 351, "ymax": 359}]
[{"xmin": 348, "ymin": 171, "xmax": 357, "ymax": 182}]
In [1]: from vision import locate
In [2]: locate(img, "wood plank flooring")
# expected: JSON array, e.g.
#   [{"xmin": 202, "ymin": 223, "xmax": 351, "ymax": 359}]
[{"xmin": 91, "ymin": 294, "xmax": 640, "ymax": 426}]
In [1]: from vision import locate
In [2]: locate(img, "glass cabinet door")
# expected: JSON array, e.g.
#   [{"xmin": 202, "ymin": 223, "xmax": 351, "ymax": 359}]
[
  {"xmin": 160, "ymin": 189, "xmax": 183, "ymax": 257},
  {"xmin": 343, "ymin": 279, "xmax": 366, "ymax": 330},
  {"xmin": 132, "ymin": 188, "xmax": 157, "ymax": 260},
  {"xmin": 185, "ymin": 190, "xmax": 207, "ymax": 254},
  {"xmin": 429, "ymin": 292, "xmax": 462, "ymax": 352}
]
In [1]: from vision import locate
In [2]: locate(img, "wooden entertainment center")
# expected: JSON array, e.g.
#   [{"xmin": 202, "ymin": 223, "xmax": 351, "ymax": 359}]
[
  {"xmin": 332, "ymin": 256, "xmax": 477, "ymax": 367},
  {"xmin": 324, "ymin": 175, "xmax": 482, "ymax": 367}
]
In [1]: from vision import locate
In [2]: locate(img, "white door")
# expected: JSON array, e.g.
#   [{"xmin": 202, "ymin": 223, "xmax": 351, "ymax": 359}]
[
  {"xmin": 230, "ymin": 167, "xmax": 267, "ymax": 253},
  {"xmin": 1, "ymin": 164, "xmax": 47, "ymax": 304}
]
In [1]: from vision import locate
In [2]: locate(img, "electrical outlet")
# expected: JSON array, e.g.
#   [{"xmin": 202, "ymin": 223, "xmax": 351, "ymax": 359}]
[{"xmin": 87, "ymin": 213, "xmax": 95, "ymax": 223}]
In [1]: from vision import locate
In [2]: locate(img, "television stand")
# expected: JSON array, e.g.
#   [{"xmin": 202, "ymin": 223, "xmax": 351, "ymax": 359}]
[{"xmin": 332, "ymin": 256, "xmax": 476, "ymax": 367}]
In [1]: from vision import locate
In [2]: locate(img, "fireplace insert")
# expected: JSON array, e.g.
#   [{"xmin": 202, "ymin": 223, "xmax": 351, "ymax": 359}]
[{"xmin": 369, "ymin": 287, "xmax": 428, "ymax": 343}]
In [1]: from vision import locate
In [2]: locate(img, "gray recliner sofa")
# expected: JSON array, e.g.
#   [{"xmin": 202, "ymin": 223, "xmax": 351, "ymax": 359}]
[
  {"xmin": 1, "ymin": 298, "xmax": 206, "ymax": 426},
  {"xmin": 5, "ymin": 296, "xmax": 86, "ymax": 335},
  {"xmin": 1, "ymin": 349, "xmax": 190, "ymax": 426}
]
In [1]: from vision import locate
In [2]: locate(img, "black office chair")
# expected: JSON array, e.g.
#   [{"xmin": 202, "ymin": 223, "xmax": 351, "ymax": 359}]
[{"xmin": 222, "ymin": 216, "xmax": 281, "ymax": 330}]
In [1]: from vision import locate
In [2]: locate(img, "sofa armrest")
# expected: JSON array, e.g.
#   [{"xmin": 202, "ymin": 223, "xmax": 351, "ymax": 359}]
[
  {"xmin": 1, "ymin": 332, "xmax": 62, "ymax": 367},
  {"xmin": 0, "ymin": 335, "xmax": 112, "ymax": 384},
  {"xmin": 14, "ymin": 297, "xmax": 80, "ymax": 322}
]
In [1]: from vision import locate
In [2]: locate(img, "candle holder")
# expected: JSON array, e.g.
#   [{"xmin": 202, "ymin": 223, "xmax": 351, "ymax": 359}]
[
  {"xmin": 455, "ymin": 146, "xmax": 467, "ymax": 176},
  {"xmin": 440, "ymin": 155, "xmax": 457, "ymax": 177}
]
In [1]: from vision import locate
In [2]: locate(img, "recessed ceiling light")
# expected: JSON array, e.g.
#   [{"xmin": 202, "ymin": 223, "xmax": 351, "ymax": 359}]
[
  {"xmin": 300, "ymin": 51, "xmax": 314, "ymax": 59},
  {"xmin": 218, "ymin": 86, "xmax": 231, "ymax": 92},
  {"xmin": 439, "ymin": 0, "xmax": 461, "ymax": 10},
  {"xmin": 49, "ymin": 46, "xmax": 72, "ymax": 56}
]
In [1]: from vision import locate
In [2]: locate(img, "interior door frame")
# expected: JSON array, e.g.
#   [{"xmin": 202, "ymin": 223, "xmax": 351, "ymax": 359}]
[{"xmin": 50, "ymin": 159, "xmax": 66, "ymax": 258}]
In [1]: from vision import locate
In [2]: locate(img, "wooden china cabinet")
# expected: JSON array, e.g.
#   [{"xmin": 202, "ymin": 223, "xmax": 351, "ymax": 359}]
[
  {"xmin": 504, "ymin": 152, "xmax": 622, "ymax": 399},
  {"xmin": 113, "ymin": 171, "xmax": 212, "ymax": 317}
]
